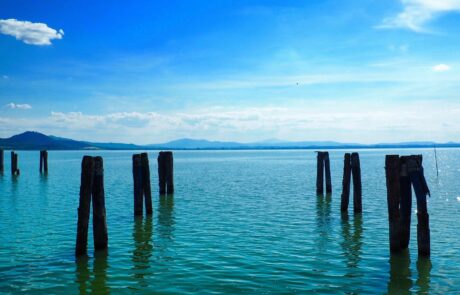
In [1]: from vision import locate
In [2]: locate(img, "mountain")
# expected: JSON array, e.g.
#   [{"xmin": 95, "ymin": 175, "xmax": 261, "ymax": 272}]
[{"xmin": 1, "ymin": 131, "xmax": 460, "ymax": 150}]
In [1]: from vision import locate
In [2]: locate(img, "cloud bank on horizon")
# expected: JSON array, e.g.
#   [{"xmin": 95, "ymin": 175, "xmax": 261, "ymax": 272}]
[{"xmin": 0, "ymin": 0, "xmax": 460, "ymax": 144}]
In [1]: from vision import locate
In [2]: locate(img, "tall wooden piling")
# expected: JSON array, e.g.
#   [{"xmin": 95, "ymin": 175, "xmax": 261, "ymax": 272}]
[
  {"xmin": 39, "ymin": 150, "xmax": 48, "ymax": 173},
  {"xmin": 385, "ymin": 155, "xmax": 401, "ymax": 253},
  {"xmin": 316, "ymin": 152, "xmax": 324, "ymax": 195},
  {"xmin": 76, "ymin": 156, "xmax": 108, "ymax": 256},
  {"xmin": 92, "ymin": 157, "xmax": 108, "ymax": 251},
  {"xmin": 351, "ymin": 153, "xmax": 362, "ymax": 214},
  {"xmin": 324, "ymin": 152, "xmax": 332, "ymax": 194},
  {"xmin": 76, "ymin": 156, "xmax": 94, "ymax": 256},
  {"xmin": 11, "ymin": 151, "xmax": 19, "ymax": 176},
  {"xmin": 133, "ymin": 153, "xmax": 153, "ymax": 216},
  {"xmin": 141, "ymin": 153, "xmax": 153, "ymax": 215},
  {"xmin": 399, "ymin": 156, "xmax": 412, "ymax": 250},
  {"xmin": 133, "ymin": 154, "xmax": 143, "ymax": 216},
  {"xmin": 0, "ymin": 149, "xmax": 4, "ymax": 173},
  {"xmin": 341, "ymin": 153, "xmax": 351, "ymax": 212},
  {"xmin": 158, "ymin": 151, "xmax": 174, "ymax": 195},
  {"xmin": 407, "ymin": 155, "xmax": 430, "ymax": 257}
]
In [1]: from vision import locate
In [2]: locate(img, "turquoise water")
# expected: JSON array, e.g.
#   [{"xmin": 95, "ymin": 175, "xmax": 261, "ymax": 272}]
[{"xmin": 0, "ymin": 149, "xmax": 459, "ymax": 294}]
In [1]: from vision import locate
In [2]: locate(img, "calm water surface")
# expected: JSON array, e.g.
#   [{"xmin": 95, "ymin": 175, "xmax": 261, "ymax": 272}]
[{"xmin": 0, "ymin": 149, "xmax": 459, "ymax": 294}]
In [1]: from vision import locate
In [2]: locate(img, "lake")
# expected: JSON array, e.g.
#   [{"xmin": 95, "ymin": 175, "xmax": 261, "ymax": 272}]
[{"xmin": 0, "ymin": 149, "xmax": 459, "ymax": 294}]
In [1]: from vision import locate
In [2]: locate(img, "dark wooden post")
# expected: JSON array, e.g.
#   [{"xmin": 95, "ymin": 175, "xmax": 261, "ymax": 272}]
[
  {"xmin": 385, "ymin": 155, "xmax": 401, "ymax": 253},
  {"xmin": 43, "ymin": 150, "xmax": 48, "ymax": 173},
  {"xmin": 158, "ymin": 151, "xmax": 174, "ymax": 195},
  {"xmin": 407, "ymin": 155, "xmax": 430, "ymax": 257},
  {"xmin": 324, "ymin": 152, "xmax": 332, "ymax": 194},
  {"xmin": 141, "ymin": 153, "xmax": 153, "ymax": 215},
  {"xmin": 40, "ymin": 151, "xmax": 43, "ymax": 173},
  {"xmin": 11, "ymin": 151, "xmax": 19, "ymax": 176},
  {"xmin": 351, "ymin": 152, "xmax": 362, "ymax": 214},
  {"xmin": 0, "ymin": 149, "xmax": 4, "ymax": 173},
  {"xmin": 92, "ymin": 157, "xmax": 108, "ymax": 251},
  {"xmin": 76, "ymin": 156, "xmax": 94, "ymax": 256},
  {"xmin": 133, "ymin": 154, "xmax": 143, "ymax": 216},
  {"xmin": 316, "ymin": 152, "xmax": 324, "ymax": 195},
  {"xmin": 399, "ymin": 156, "xmax": 412, "ymax": 250},
  {"xmin": 341, "ymin": 153, "xmax": 351, "ymax": 212}
]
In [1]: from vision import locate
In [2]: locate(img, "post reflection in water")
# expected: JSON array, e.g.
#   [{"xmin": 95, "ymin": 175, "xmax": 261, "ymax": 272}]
[
  {"xmin": 75, "ymin": 251, "xmax": 109, "ymax": 294},
  {"xmin": 132, "ymin": 216, "xmax": 154, "ymax": 287},
  {"xmin": 157, "ymin": 195, "xmax": 175, "ymax": 261},
  {"xmin": 416, "ymin": 257, "xmax": 432, "ymax": 294},
  {"xmin": 340, "ymin": 212, "xmax": 363, "ymax": 270},
  {"xmin": 387, "ymin": 250, "xmax": 412, "ymax": 295},
  {"xmin": 315, "ymin": 194, "xmax": 332, "ymax": 252}
]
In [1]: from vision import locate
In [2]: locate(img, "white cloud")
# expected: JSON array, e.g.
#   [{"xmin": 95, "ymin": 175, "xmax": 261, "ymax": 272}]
[
  {"xmin": 378, "ymin": 0, "xmax": 460, "ymax": 32},
  {"xmin": 6, "ymin": 103, "xmax": 32, "ymax": 110},
  {"xmin": 0, "ymin": 19, "xmax": 64, "ymax": 45},
  {"xmin": 432, "ymin": 64, "xmax": 451, "ymax": 72}
]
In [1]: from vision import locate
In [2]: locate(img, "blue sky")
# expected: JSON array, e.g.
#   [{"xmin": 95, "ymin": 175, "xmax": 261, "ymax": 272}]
[{"xmin": 1, "ymin": 0, "xmax": 460, "ymax": 144}]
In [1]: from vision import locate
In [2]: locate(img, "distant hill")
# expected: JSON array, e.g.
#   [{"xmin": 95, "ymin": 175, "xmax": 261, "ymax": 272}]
[{"xmin": 1, "ymin": 131, "xmax": 460, "ymax": 150}]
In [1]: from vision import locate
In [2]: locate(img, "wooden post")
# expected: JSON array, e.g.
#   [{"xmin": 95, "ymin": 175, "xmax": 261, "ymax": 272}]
[
  {"xmin": 385, "ymin": 155, "xmax": 401, "ymax": 253},
  {"xmin": 0, "ymin": 149, "xmax": 4, "ymax": 173},
  {"xmin": 316, "ymin": 152, "xmax": 324, "ymax": 195},
  {"xmin": 92, "ymin": 157, "xmax": 108, "ymax": 251},
  {"xmin": 43, "ymin": 150, "xmax": 48, "ymax": 173},
  {"xmin": 399, "ymin": 156, "xmax": 412, "ymax": 250},
  {"xmin": 11, "ymin": 151, "xmax": 19, "ymax": 176},
  {"xmin": 407, "ymin": 155, "xmax": 430, "ymax": 257},
  {"xmin": 324, "ymin": 152, "xmax": 332, "ymax": 194},
  {"xmin": 76, "ymin": 156, "xmax": 108, "ymax": 256},
  {"xmin": 341, "ymin": 153, "xmax": 351, "ymax": 212},
  {"xmin": 351, "ymin": 152, "xmax": 362, "ymax": 214},
  {"xmin": 158, "ymin": 151, "xmax": 174, "ymax": 195},
  {"xmin": 76, "ymin": 156, "xmax": 94, "ymax": 256},
  {"xmin": 40, "ymin": 151, "xmax": 43, "ymax": 173},
  {"xmin": 141, "ymin": 153, "xmax": 153, "ymax": 215},
  {"xmin": 133, "ymin": 154, "xmax": 143, "ymax": 216}
]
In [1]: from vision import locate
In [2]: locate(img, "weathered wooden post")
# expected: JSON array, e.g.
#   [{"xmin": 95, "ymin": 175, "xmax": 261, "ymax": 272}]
[
  {"xmin": 316, "ymin": 152, "xmax": 324, "ymax": 195},
  {"xmin": 324, "ymin": 152, "xmax": 332, "ymax": 194},
  {"xmin": 351, "ymin": 153, "xmax": 362, "ymax": 213},
  {"xmin": 341, "ymin": 153, "xmax": 351, "ymax": 212},
  {"xmin": 141, "ymin": 153, "xmax": 153, "ymax": 215},
  {"xmin": 399, "ymin": 156, "xmax": 412, "ymax": 250},
  {"xmin": 385, "ymin": 155, "xmax": 401, "ymax": 253},
  {"xmin": 11, "ymin": 151, "xmax": 19, "ymax": 176},
  {"xmin": 0, "ymin": 149, "xmax": 4, "ymax": 173},
  {"xmin": 133, "ymin": 154, "xmax": 143, "ymax": 216},
  {"xmin": 76, "ymin": 156, "xmax": 108, "ymax": 256},
  {"xmin": 133, "ymin": 153, "xmax": 153, "ymax": 216},
  {"xmin": 76, "ymin": 156, "xmax": 94, "ymax": 256},
  {"xmin": 158, "ymin": 151, "xmax": 174, "ymax": 195},
  {"xmin": 39, "ymin": 150, "xmax": 48, "ymax": 173},
  {"xmin": 407, "ymin": 156, "xmax": 430, "ymax": 257},
  {"xmin": 92, "ymin": 157, "xmax": 108, "ymax": 251}
]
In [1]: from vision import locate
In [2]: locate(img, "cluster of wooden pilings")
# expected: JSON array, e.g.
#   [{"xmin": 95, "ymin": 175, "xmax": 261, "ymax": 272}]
[
  {"xmin": 0, "ymin": 149, "xmax": 3, "ymax": 174},
  {"xmin": 76, "ymin": 151, "xmax": 175, "ymax": 256},
  {"xmin": 317, "ymin": 151, "xmax": 430, "ymax": 256},
  {"xmin": 385, "ymin": 155, "xmax": 431, "ymax": 257},
  {"xmin": 0, "ymin": 150, "xmax": 49, "ymax": 175}
]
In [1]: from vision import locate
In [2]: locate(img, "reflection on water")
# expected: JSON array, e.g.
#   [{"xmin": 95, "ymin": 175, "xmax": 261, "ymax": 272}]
[
  {"xmin": 76, "ymin": 251, "xmax": 109, "ymax": 294},
  {"xmin": 340, "ymin": 212, "xmax": 363, "ymax": 270},
  {"xmin": 316, "ymin": 194, "xmax": 332, "ymax": 252},
  {"xmin": 157, "ymin": 195, "xmax": 175, "ymax": 261},
  {"xmin": 387, "ymin": 251, "xmax": 432, "ymax": 294},
  {"xmin": 132, "ymin": 216, "xmax": 153, "ymax": 287},
  {"xmin": 416, "ymin": 257, "xmax": 432, "ymax": 294},
  {"xmin": 388, "ymin": 251, "xmax": 412, "ymax": 295}
]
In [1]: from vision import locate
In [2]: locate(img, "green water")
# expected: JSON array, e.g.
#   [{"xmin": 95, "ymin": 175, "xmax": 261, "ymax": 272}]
[{"xmin": 0, "ymin": 149, "xmax": 459, "ymax": 294}]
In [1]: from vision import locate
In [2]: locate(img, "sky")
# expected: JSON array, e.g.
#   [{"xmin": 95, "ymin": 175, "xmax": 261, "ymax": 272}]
[{"xmin": 1, "ymin": 0, "xmax": 460, "ymax": 144}]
